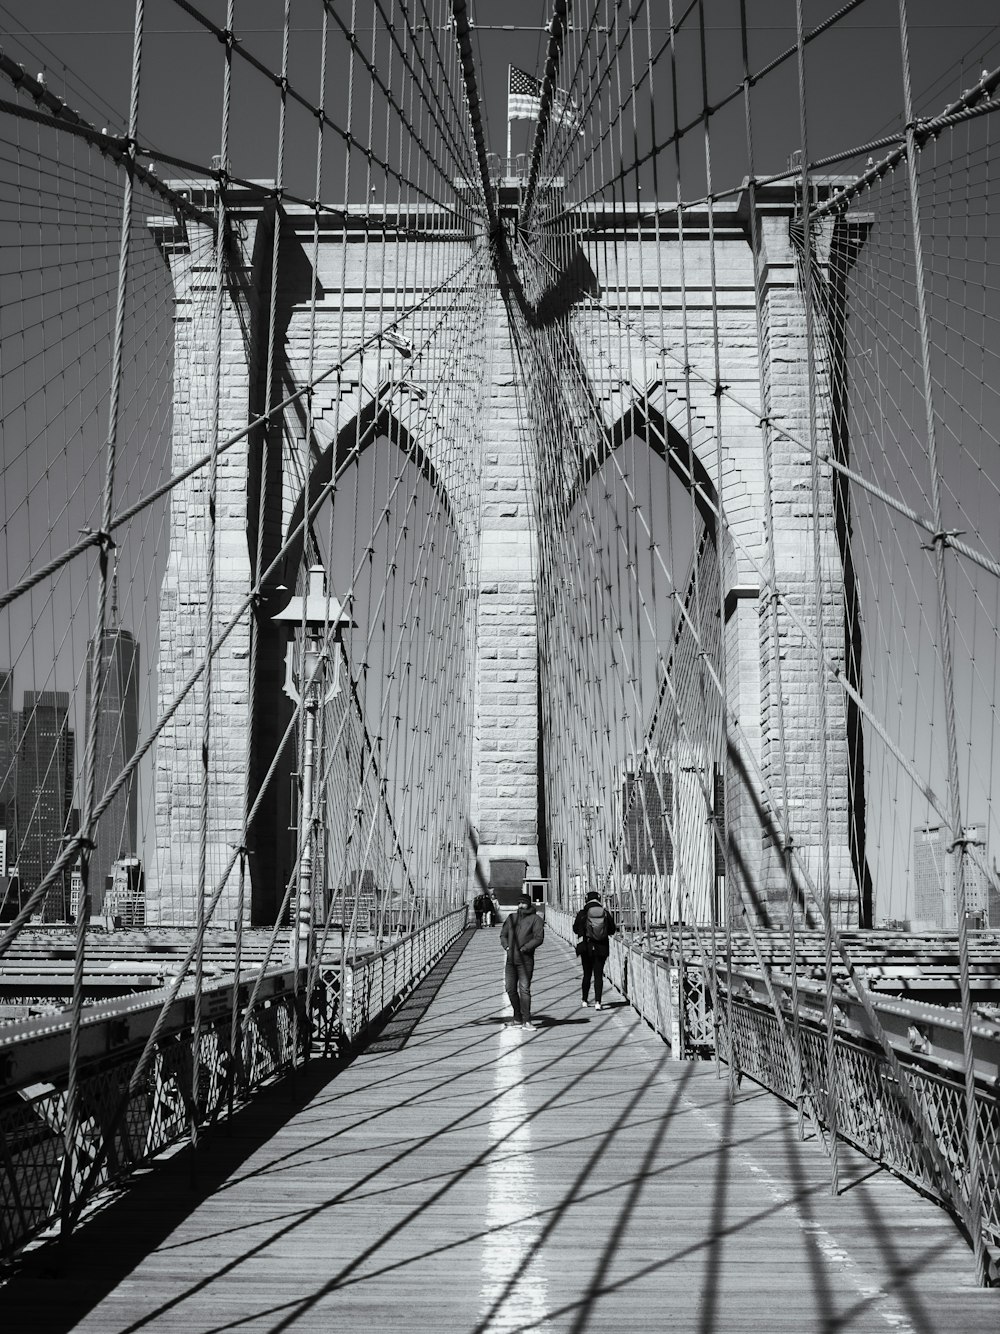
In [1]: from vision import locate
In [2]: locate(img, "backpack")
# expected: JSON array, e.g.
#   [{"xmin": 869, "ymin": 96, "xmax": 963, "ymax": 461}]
[{"xmin": 584, "ymin": 902, "xmax": 608, "ymax": 942}]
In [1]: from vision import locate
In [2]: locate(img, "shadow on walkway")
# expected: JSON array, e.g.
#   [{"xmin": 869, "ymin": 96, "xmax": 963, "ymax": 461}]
[{"xmin": 0, "ymin": 931, "xmax": 478, "ymax": 1332}]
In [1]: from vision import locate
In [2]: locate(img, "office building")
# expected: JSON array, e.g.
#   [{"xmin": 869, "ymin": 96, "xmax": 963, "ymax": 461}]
[
  {"xmin": 622, "ymin": 767, "xmax": 673, "ymax": 876},
  {"xmin": 0, "ymin": 668, "xmax": 13, "ymax": 868},
  {"xmin": 912, "ymin": 823, "xmax": 990, "ymax": 929},
  {"xmin": 16, "ymin": 691, "xmax": 75, "ymax": 920},
  {"xmin": 86, "ymin": 617, "xmax": 140, "ymax": 912}
]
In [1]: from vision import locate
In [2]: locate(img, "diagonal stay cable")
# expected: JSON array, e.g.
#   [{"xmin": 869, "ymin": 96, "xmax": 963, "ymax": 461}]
[{"xmin": 0, "ymin": 251, "xmax": 479, "ymax": 615}]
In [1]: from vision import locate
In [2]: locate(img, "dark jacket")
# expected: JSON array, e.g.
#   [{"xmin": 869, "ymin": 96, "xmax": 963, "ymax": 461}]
[
  {"xmin": 573, "ymin": 900, "xmax": 618, "ymax": 959},
  {"xmin": 500, "ymin": 905, "xmax": 544, "ymax": 957}
]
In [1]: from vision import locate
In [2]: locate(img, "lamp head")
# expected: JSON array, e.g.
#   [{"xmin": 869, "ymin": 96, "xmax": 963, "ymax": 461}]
[{"xmin": 270, "ymin": 565, "xmax": 354, "ymax": 636}]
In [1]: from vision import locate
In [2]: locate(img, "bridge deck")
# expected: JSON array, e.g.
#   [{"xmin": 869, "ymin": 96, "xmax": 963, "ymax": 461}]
[{"xmin": 5, "ymin": 929, "xmax": 999, "ymax": 1333}]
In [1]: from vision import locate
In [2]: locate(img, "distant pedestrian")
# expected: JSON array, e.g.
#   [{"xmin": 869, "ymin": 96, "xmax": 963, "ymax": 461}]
[
  {"xmin": 573, "ymin": 889, "xmax": 617, "ymax": 1009},
  {"xmin": 488, "ymin": 894, "xmax": 500, "ymax": 926},
  {"xmin": 500, "ymin": 892, "xmax": 544, "ymax": 1029},
  {"xmin": 474, "ymin": 891, "xmax": 490, "ymax": 927}
]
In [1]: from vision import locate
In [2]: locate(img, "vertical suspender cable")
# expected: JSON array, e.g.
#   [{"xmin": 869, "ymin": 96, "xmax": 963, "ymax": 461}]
[
  {"xmin": 739, "ymin": 0, "xmax": 808, "ymax": 1139},
  {"xmin": 795, "ymin": 0, "xmax": 840, "ymax": 1196},
  {"xmin": 896, "ymin": 0, "xmax": 987, "ymax": 1285},
  {"xmin": 294, "ymin": 0, "xmax": 326, "ymax": 1062},
  {"xmin": 194, "ymin": 0, "xmax": 235, "ymax": 1159},
  {"xmin": 235, "ymin": 0, "xmax": 293, "ymax": 1098},
  {"xmin": 61, "ymin": 0, "xmax": 146, "ymax": 1244},
  {"xmin": 698, "ymin": 0, "xmax": 732, "ymax": 1094},
  {"xmin": 666, "ymin": 0, "xmax": 702, "ymax": 1070}
]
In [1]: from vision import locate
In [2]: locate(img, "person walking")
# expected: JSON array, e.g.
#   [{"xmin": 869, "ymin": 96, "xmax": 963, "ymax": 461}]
[
  {"xmin": 500, "ymin": 892, "xmax": 544, "ymax": 1029},
  {"xmin": 573, "ymin": 889, "xmax": 618, "ymax": 1009}
]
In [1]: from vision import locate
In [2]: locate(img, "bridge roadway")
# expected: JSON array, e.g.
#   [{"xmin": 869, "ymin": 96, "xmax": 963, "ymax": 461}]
[{"xmin": 4, "ymin": 929, "xmax": 999, "ymax": 1333}]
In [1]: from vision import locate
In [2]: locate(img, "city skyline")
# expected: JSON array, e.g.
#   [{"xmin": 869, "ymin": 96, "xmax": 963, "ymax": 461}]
[{"xmin": 0, "ymin": 596, "xmax": 141, "ymax": 921}]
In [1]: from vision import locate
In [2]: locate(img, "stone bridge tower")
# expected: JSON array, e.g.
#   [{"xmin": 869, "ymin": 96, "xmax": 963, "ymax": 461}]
[{"xmin": 148, "ymin": 180, "xmax": 868, "ymax": 929}]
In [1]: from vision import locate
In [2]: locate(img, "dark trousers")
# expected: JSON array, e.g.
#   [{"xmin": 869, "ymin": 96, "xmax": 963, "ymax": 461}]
[
  {"xmin": 505, "ymin": 954, "xmax": 534, "ymax": 1022},
  {"xmin": 581, "ymin": 949, "xmax": 606, "ymax": 1003}
]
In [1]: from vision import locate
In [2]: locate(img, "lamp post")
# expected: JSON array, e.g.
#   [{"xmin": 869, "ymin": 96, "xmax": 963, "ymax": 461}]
[
  {"xmin": 579, "ymin": 802, "xmax": 600, "ymax": 901},
  {"xmin": 271, "ymin": 565, "xmax": 352, "ymax": 969}
]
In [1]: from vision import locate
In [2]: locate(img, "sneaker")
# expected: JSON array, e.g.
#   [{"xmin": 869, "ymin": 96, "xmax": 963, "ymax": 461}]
[
  {"xmin": 522, "ymin": 1021, "xmax": 536, "ymax": 1031},
  {"xmin": 581, "ymin": 1000, "xmax": 590, "ymax": 1008},
  {"xmin": 594, "ymin": 1001, "xmax": 603, "ymax": 1010},
  {"xmin": 506, "ymin": 1019, "xmax": 523, "ymax": 1029}
]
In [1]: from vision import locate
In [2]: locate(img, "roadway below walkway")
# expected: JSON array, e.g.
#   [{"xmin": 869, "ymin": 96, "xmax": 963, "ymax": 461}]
[{"xmin": 4, "ymin": 926, "xmax": 998, "ymax": 1332}]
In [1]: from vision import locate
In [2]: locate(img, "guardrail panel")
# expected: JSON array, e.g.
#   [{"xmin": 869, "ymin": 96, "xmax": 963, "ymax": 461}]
[{"xmin": 341, "ymin": 906, "xmax": 467, "ymax": 1042}]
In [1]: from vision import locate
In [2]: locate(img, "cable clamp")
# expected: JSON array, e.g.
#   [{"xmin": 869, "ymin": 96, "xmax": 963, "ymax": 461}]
[
  {"xmin": 921, "ymin": 528, "xmax": 963, "ymax": 552},
  {"xmin": 80, "ymin": 526, "xmax": 116, "ymax": 553}
]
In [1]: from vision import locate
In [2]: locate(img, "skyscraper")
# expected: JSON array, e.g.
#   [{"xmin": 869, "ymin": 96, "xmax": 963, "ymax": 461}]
[
  {"xmin": 912, "ymin": 823, "xmax": 990, "ymax": 929},
  {"xmin": 0, "ymin": 668, "xmax": 14, "ymax": 856},
  {"xmin": 622, "ymin": 767, "xmax": 673, "ymax": 876},
  {"xmin": 15, "ymin": 691, "xmax": 75, "ymax": 920},
  {"xmin": 85, "ymin": 614, "xmax": 140, "ymax": 913},
  {"xmin": 914, "ymin": 825, "xmax": 952, "ymax": 927}
]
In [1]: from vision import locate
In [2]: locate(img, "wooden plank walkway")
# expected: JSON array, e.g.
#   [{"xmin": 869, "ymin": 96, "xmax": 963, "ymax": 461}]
[{"xmin": 4, "ymin": 926, "xmax": 999, "ymax": 1332}]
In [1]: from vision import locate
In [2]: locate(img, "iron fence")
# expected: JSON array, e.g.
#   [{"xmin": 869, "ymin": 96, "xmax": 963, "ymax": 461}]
[
  {"xmin": 341, "ymin": 906, "xmax": 468, "ymax": 1040},
  {"xmin": 547, "ymin": 905, "xmax": 1000, "ymax": 1264},
  {"xmin": 0, "ymin": 907, "xmax": 467, "ymax": 1256},
  {"xmin": 720, "ymin": 992, "xmax": 1000, "ymax": 1259},
  {"xmin": 0, "ymin": 969, "xmax": 302, "ymax": 1257}
]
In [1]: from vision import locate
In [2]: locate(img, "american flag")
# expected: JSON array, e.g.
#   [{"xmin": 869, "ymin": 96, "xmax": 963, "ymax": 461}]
[
  {"xmin": 507, "ymin": 65, "xmax": 584, "ymax": 137},
  {"xmin": 507, "ymin": 65, "xmax": 542, "ymax": 121}
]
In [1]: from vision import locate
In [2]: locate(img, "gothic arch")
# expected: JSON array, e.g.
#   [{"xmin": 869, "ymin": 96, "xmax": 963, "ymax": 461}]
[{"xmin": 274, "ymin": 389, "xmax": 457, "ymax": 599}]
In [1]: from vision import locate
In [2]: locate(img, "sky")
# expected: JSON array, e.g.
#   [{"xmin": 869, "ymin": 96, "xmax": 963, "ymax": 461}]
[{"xmin": 1, "ymin": 1, "xmax": 1000, "ymax": 923}]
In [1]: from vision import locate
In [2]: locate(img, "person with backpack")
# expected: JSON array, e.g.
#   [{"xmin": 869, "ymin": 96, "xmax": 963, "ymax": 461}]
[{"xmin": 573, "ymin": 889, "xmax": 618, "ymax": 1009}]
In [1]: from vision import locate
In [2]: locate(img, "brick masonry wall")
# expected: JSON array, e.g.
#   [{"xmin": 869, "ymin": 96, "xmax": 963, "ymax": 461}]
[
  {"xmin": 471, "ymin": 296, "xmax": 540, "ymax": 883},
  {"xmin": 147, "ymin": 218, "xmax": 258, "ymax": 926},
  {"xmin": 756, "ymin": 210, "xmax": 855, "ymax": 924}
]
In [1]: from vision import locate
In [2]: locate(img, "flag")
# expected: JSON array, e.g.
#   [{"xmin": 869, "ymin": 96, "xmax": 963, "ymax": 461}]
[
  {"xmin": 508, "ymin": 65, "xmax": 584, "ymax": 139},
  {"xmin": 552, "ymin": 87, "xmax": 584, "ymax": 139},
  {"xmin": 508, "ymin": 65, "xmax": 542, "ymax": 121}
]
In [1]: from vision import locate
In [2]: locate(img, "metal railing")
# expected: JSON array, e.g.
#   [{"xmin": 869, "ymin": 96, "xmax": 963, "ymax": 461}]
[
  {"xmin": 0, "ymin": 905, "xmax": 467, "ymax": 1257},
  {"xmin": 341, "ymin": 905, "xmax": 468, "ymax": 1041},
  {"xmin": 719, "ymin": 982, "xmax": 1000, "ymax": 1263},
  {"xmin": 548, "ymin": 904, "xmax": 1000, "ymax": 1268},
  {"xmin": 0, "ymin": 968, "xmax": 303, "ymax": 1256}
]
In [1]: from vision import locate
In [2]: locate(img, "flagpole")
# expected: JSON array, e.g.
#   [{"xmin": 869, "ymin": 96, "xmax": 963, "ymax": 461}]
[{"xmin": 506, "ymin": 65, "xmax": 512, "ymax": 170}]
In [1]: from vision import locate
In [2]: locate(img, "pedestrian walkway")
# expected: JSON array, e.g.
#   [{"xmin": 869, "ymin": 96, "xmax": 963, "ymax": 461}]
[{"xmin": 5, "ymin": 926, "xmax": 999, "ymax": 1332}]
